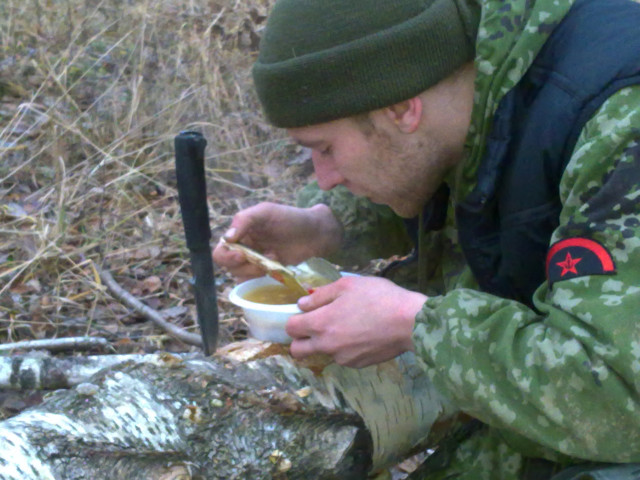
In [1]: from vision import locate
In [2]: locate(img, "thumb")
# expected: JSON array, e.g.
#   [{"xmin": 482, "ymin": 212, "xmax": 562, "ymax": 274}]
[{"xmin": 225, "ymin": 211, "xmax": 257, "ymax": 243}]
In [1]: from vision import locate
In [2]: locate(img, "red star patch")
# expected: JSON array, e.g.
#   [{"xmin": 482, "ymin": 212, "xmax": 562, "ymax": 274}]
[
  {"xmin": 546, "ymin": 237, "xmax": 616, "ymax": 287},
  {"xmin": 556, "ymin": 252, "xmax": 582, "ymax": 276}
]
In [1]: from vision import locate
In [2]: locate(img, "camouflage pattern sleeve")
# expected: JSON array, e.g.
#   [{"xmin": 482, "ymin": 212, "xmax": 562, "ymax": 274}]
[
  {"xmin": 413, "ymin": 85, "xmax": 640, "ymax": 463},
  {"xmin": 296, "ymin": 181, "xmax": 412, "ymax": 268}
]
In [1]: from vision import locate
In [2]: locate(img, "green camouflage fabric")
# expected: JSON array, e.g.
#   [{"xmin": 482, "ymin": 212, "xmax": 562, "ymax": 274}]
[
  {"xmin": 296, "ymin": 0, "xmax": 640, "ymax": 477},
  {"xmin": 408, "ymin": 425, "xmax": 548, "ymax": 480},
  {"xmin": 413, "ymin": 0, "xmax": 640, "ymax": 476},
  {"xmin": 407, "ymin": 426, "xmax": 640, "ymax": 480},
  {"xmin": 413, "ymin": 84, "xmax": 640, "ymax": 477},
  {"xmin": 296, "ymin": 183, "xmax": 412, "ymax": 268},
  {"xmin": 411, "ymin": 97, "xmax": 640, "ymax": 479}
]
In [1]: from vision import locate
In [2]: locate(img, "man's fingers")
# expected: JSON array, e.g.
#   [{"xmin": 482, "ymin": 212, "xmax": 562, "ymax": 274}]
[
  {"xmin": 289, "ymin": 336, "xmax": 316, "ymax": 359},
  {"xmin": 297, "ymin": 282, "xmax": 340, "ymax": 312},
  {"xmin": 212, "ymin": 241, "xmax": 244, "ymax": 266},
  {"xmin": 228, "ymin": 203, "xmax": 274, "ymax": 240},
  {"xmin": 232, "ymin": 264, "xmax": 268, "ymax": 281},
  {"xmin": 212, "ymin": 240, "xmax": 267, "ymax": 279},
  {"xmin": 285, "ymin": 312, "xmax": 311, "ymax": 339},
  {"xmin": 222, "ymin": 226, "xmax": 239, "ymax": 242}
]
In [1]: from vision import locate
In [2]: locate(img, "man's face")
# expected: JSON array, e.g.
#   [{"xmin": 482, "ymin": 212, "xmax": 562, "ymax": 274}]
[
  {"xmin": 287, "ymin": 65, "xmax": 474, "ymax": 218},
  {"xmin": 288, "ymin": 117, "xmax": 426, "ymax": 217},
  {"xmin": 287, "ymin": 114, "xmax": 462, "ymax": 218}
]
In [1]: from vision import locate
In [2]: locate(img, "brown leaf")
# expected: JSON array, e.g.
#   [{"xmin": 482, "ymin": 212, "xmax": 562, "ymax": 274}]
[
  {"xmin": 142, "ymin": 275, "xmax": 162, "ymax": 293},
  {"xmin": 160, "ymin": 306, "xmax": 188, "ymax": 319},
  {"xmin": 26, "ymin": 279, "xmax": 42, "ymax": 293},
  {"xmin": 9, "ymin": 284, "xmax": 30, "ymax": 294}
]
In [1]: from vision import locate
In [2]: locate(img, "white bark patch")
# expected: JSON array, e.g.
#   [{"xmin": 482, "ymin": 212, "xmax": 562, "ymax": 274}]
[
  {"xmin": 0, "ymin": 360, "xmax": 13, "ymax": 387},
  {"xmin": 8, "ymin": 412, "xmax": 86, "ymax": 437},
  {"xmin": 2, "ymin": 371, "xmax": 187, "ymax": 473},
  {"xmin": 96, "ymin": 372, "xmax": 184, "ymax": 450},
  {"xmin": 1, "ymin": 371, "xmax": 186, "ymax": 472},
  {"xmin": 321, "ymin": 352, "xmax": 457, "ymax": 471},
  {"xmin": 0, "ymin": 430, "xmax": 55, "ymax": 480}
]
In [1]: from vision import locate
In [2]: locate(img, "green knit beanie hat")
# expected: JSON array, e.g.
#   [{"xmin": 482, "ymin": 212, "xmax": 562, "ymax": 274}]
[{"xmin": 252, "ymin": 0, "xmax": 480, "ymax": 128}]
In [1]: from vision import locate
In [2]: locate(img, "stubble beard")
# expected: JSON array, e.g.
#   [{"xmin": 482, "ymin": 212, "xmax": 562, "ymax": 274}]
[{"xmin": 373, "ymin": 132, "xmax": 449, "ymax": 219}]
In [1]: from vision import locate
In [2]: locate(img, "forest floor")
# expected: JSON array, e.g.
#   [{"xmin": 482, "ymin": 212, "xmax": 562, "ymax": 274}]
[
  {"xmin": 0, "ymin": 0, "xmax": 306, "ymax": 348},
  {"xmin": 0, "ymin": 0, "xmax": 316, "ymax": 408}
]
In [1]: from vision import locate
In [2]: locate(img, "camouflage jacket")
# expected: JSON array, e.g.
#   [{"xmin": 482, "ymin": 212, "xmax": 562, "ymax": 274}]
[{"xmin": 297, "ymin": 0, "xmax": 640, "ymax": 465}]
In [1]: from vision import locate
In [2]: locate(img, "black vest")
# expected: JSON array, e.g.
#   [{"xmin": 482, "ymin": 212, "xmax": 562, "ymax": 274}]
[{"xmin": 450, "ymin": 0, "xmax": 640, "ymax": 307}]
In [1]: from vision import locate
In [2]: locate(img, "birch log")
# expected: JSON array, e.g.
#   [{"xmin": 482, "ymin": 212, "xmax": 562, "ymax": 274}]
[{"xmin": 0, "ymin": 340, "xmax": 461, "ymax": 479}]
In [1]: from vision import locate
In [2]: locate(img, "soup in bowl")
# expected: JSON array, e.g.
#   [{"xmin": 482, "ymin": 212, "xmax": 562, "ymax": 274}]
[
  {"xmin": 228, "ymin": 276, "xmax": 303, "ymax": 344},
  {"xmin": 228, "ymin": 272, "xmax": 356, "ymax": 344}
]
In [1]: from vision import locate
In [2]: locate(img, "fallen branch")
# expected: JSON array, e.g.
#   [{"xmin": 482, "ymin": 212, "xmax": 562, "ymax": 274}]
[
  {"xmin": 98, "ymin": 266, "xmax": 203, "ymax": 347},
  {"xmin": 0, "ymin": 336, "xmax": 110, "ymax": 354},
  {"xmin": 0, "ymin": 350, "xmax": 193, "ymax": 390}
]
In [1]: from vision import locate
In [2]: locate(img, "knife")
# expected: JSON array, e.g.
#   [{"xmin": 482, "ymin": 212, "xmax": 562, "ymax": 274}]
[{"xmin": 174, "ymin": 130, "xmax": 218, "ymax": 355}]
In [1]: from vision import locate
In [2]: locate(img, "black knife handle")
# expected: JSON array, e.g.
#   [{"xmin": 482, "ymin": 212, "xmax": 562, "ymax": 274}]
[{"xmin": 175, "ymin": 131, "xmax": 211, "ymax": 251}]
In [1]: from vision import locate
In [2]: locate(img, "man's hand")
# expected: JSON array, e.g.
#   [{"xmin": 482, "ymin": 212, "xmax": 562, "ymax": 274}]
[
  {"xmin": 286, "ymin": 276, "xmax": 426, "ymax": 368},
  {"xmin": 213, "ymin": 202, "xmax": 343, "ymax": 280}
]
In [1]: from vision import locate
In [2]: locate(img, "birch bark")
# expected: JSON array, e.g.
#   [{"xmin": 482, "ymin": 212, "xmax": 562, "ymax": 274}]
[{"xmin": 0, "ymin": 340, "xmax": 460, "ymax": 479}]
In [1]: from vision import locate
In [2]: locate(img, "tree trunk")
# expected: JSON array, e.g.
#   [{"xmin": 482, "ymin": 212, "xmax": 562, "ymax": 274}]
[{"xmin": 0, "ymin": 340, "xmax": 461, "ymax": 479}]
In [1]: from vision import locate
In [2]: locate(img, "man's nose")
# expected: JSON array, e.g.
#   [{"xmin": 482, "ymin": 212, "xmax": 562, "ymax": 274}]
[{"xmin": 311, "ymin": 150, "xmax": 343, "ymax": 190}]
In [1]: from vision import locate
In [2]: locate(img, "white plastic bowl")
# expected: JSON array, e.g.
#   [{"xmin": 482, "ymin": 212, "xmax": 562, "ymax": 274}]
[
  {"xmin": 228, "ymin": 276, "xmax": 301, "ymax": 344},
  {"xmin": 228, "ymin": 273, "xmax": 357, "ymax": 344}
]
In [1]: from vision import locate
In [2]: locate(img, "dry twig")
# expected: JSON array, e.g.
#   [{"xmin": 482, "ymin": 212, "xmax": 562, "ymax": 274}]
[
  {"xmin": 98, "ymin": 267, "xmax": 202, "ymax": 347},
  {"xmin": 0, "ymin": 336, "xmax": 110, "ymax": 353},
  {"xmin": 0, "ymin": 350, "xmax": 193, "ymax": 390}
]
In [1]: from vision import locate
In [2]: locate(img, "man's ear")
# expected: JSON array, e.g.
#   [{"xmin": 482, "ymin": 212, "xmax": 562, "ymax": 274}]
[{"xmin": 384, "ymin": 96, "xmax": 423, "ymax": 133}]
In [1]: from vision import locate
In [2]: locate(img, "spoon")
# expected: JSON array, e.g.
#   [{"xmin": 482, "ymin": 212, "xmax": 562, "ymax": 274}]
[{"xmin": 221, "ymin": 239, "xmax": 340, "ymax": 295}]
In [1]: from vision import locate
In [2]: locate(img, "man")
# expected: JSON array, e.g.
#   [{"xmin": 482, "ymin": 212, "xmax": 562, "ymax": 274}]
[{"xmin": 213, "ymin": 0, "xmax": 640, "ymax": 478}]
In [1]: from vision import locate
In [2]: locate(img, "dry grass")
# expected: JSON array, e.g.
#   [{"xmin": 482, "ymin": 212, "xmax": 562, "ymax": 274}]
[{"xmin": 0, "ymin": 0, "xmax": 313, "ymax": 353}]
